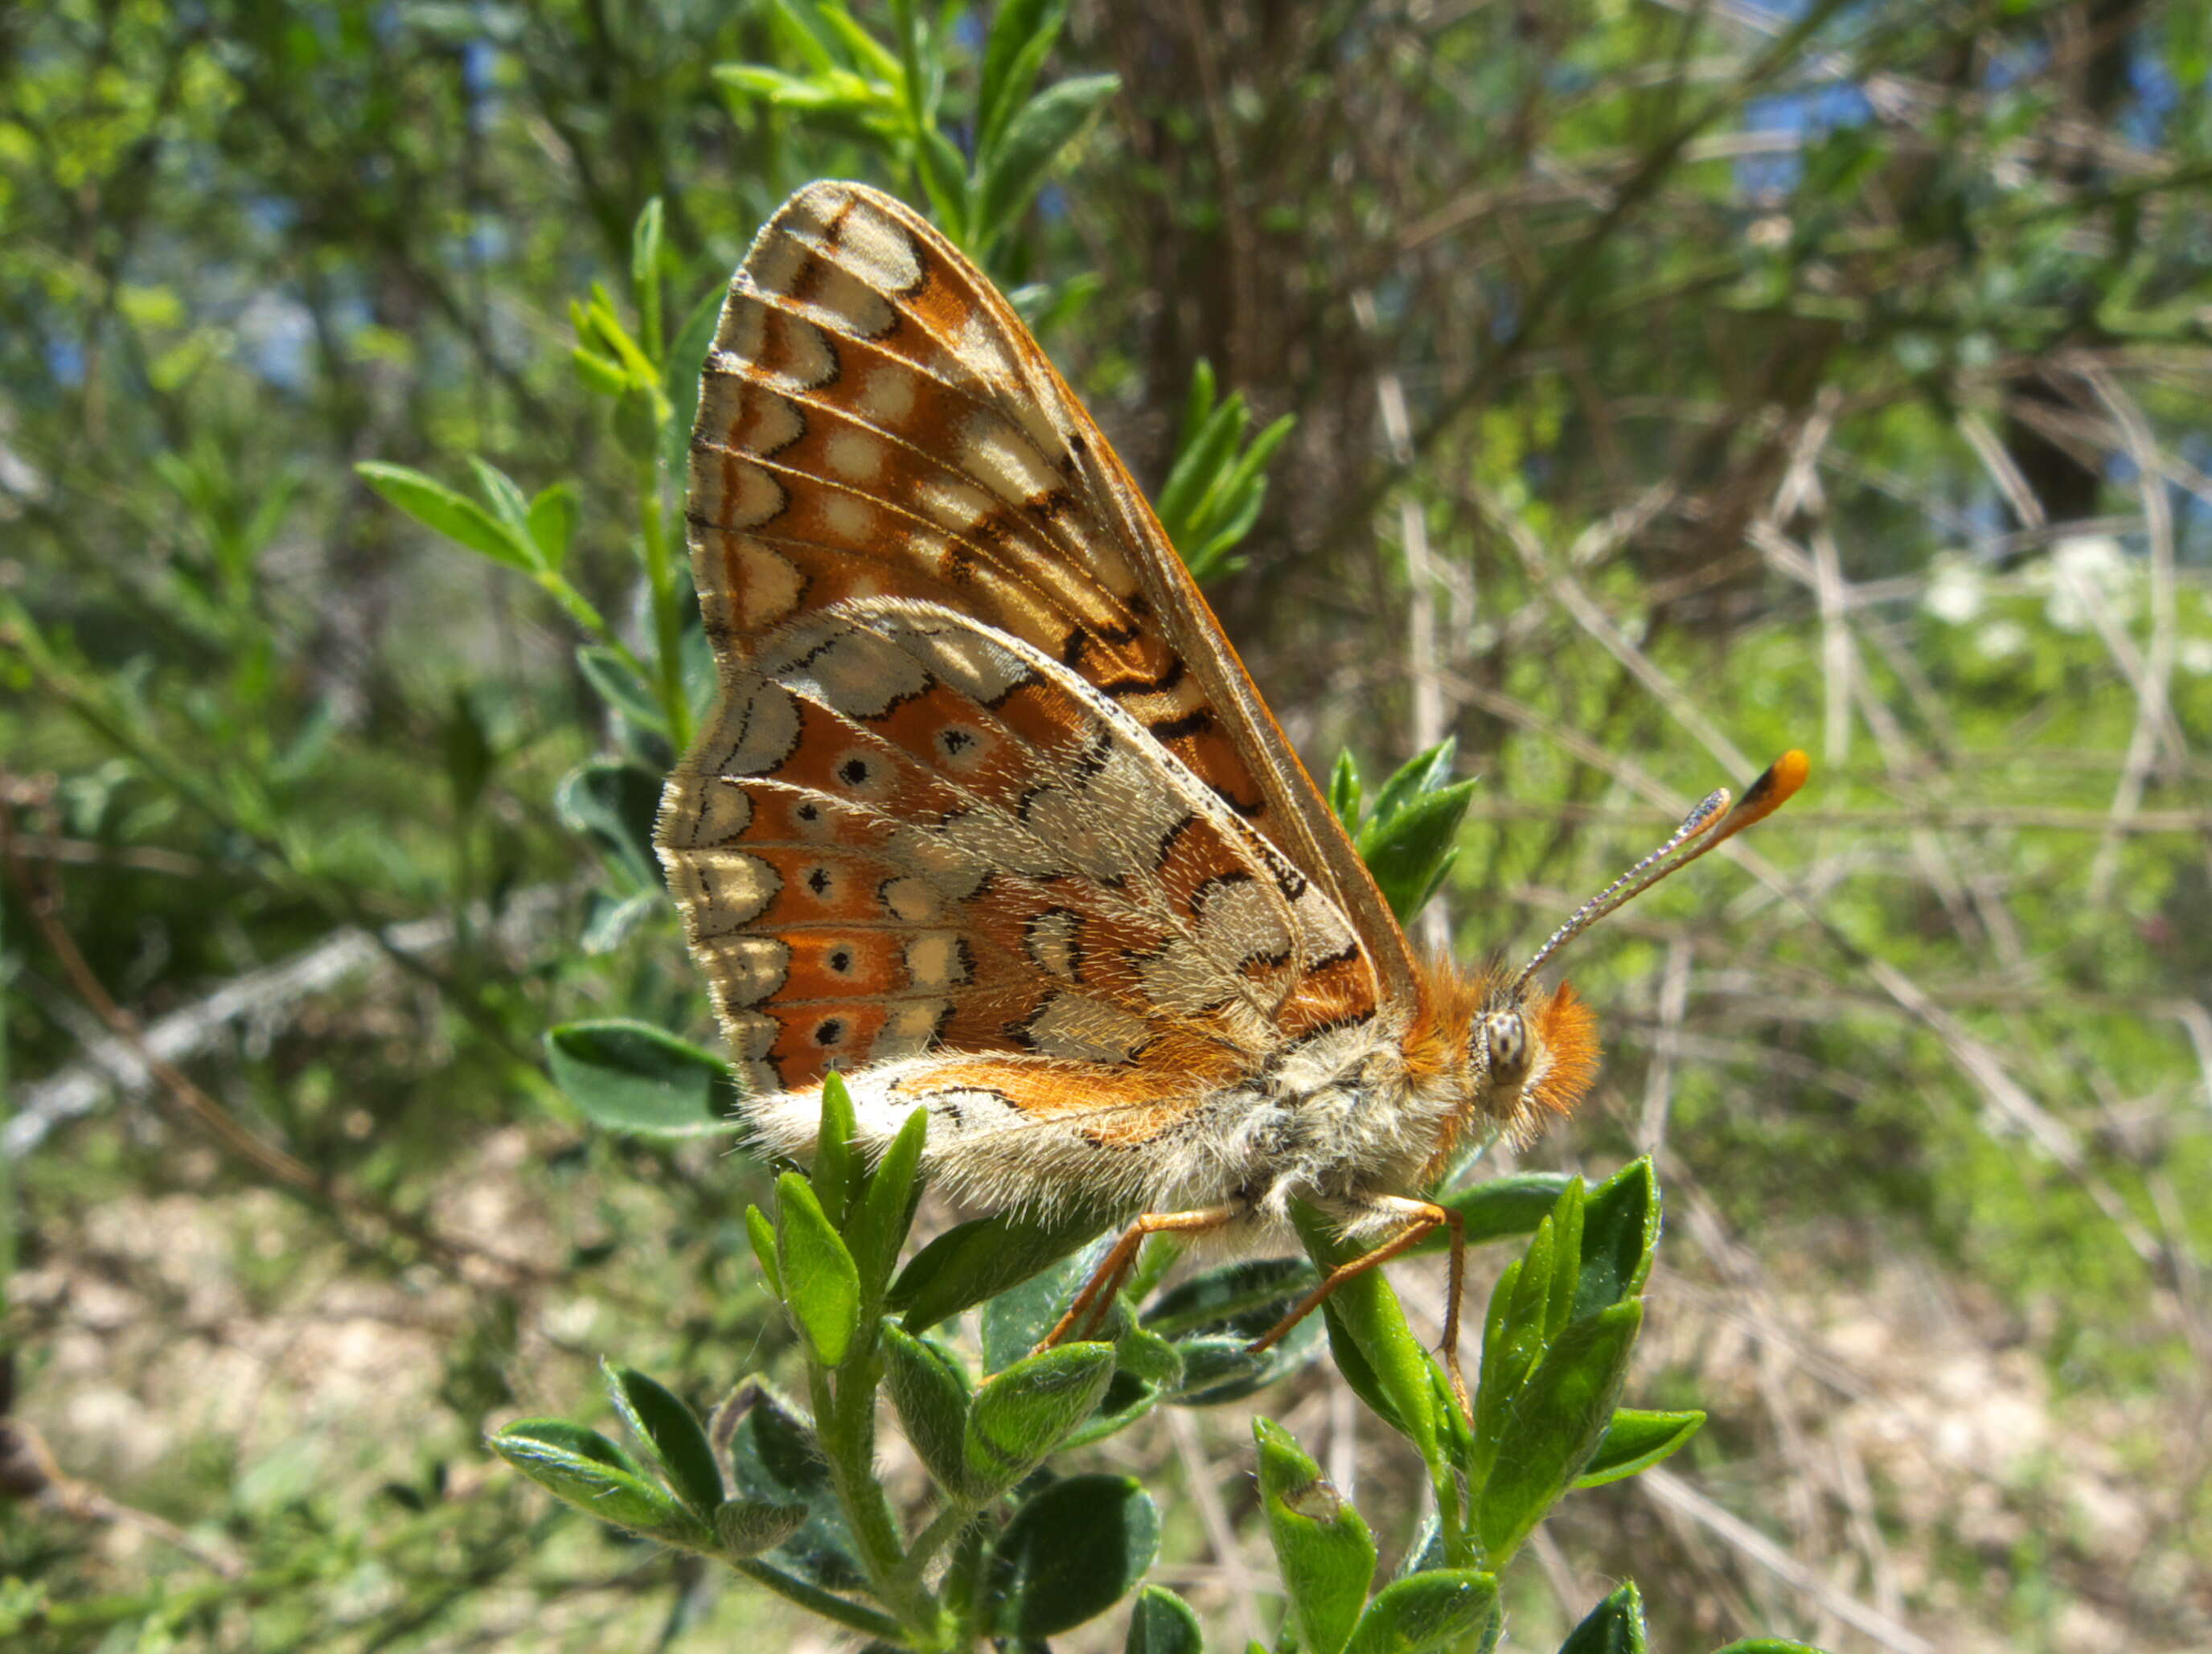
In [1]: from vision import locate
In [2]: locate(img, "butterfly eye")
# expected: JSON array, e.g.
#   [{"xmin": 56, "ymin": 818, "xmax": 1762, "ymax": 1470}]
[{"xmin": 1481, "ymin": 1010, "xmax": 1529, "ymax": 1079}]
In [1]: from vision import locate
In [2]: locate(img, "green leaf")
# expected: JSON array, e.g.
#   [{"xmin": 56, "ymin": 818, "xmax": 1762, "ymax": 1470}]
[
  {"xmin": 713, "ymin": 1496, "xmax": 807, "ymax": 1558},
  {"xmin": 1062, "ymin": 1365, "xmax": 1161, "ymax": 1450},
  {"xmin": 577, "ymin": 645, "xmax": 666, "ymax": 733},
  {"xmin": 1558, "ymin": 1581, "xmax": 1646, "ymax": 1654},
  {"xmin": 544, "ymin": 1020, "xmax": 741, "ymax": 1137},
  {"xmin": 1574, "ymin": 1409, "xmax": 1705, "ymax": 1489},
  {"xmin": 745, "ymin": 1204, "xmax": 782, "ymax": 1297},
  {"xmin": 1254, "ymin": 1418, "xmax": 1376, "ymax": 1654},
  {"xmin": 890, "ymin": 1204, "xmax": 1113, "ymax": 1332},
  {"xmin": 881, "ymin": 1321, "xmax": 971, "ymax": 1496},
  {"xmin": 630, "ymin": 196, "xmax": 665, "ymax": 362},
  {"xmin": 357, "ymin": 461, "xmax": 538, "ymax": 572},
  {"xmin": 1407, "ymin": 1174, "xmax": 1578, "ymax": 1256},
  {"xmin": 1143, "ymin": 1256, "xmax": 1315, "ymax": 1338},
  {"xmin": 977, "ymin": 0, "xmax": 1065, "ymax": 158},
  {"xmin": 975, "ymin": 72, "xmax": 1119, "ymax": 244},
  {"xmin": 848, "ymin": 1105, "xmax": 928, "ymax": 1294},
  {"xmin": 963, "ymin": 1341, "xmax": 1115, "ymax": 1496},
  {"xmin": 1125, "ymin": 1584, "xmax": 1204, "ymax": 1654},
  {"xmin": 1574, "ymin": 1158, "xmax": 1658, "ymax": 1320},
  {"xmin": 987, "ymin": 1473, "xmax": 1160, "ymax": 1637},
  {"xmin": 1328, "ymin": 749, "xmax": 1364, "ymax": 828},
  {"xmin": 1292, "ymin": 1201, "xmax": 1437, "ymax": 1459},
  {"xmin": 467, "ymin": 456, "xmax": 534, "ymax": 544},
  {"xmin": 554, "ymin": 758, "xmax": 661, "ymax": 888},
  {"xmin": 602, "ymin": 1363, "xmax": 723, "ymax": 1517},
  {"xmin": 811, "ymin": 1069, "xmax": 858, "ymax": 1225},
  {"xmin": 723, "ymin": 1381, "xmax": 864, "ymax": 1590},
  {"xmin": 488, "ymin": 1419, "xmax": 711, "ymax": 1547},
  {"xmin": 527, "ymin": 481, "xmax": 578, "ymax": 570},
  {"xmin": 663, "ymin": 282, "xmax": 727, "ymax": 470},
  {"xmin": 982, "ymin": 1233, "xmax": 1106, "ymax": 1372},
  {"xmin": 1475, "ymin": 1301, "xmax": 1643, "ymax": 1562},
  {"xmin": 1358, "ymin": 777, "xmax": 1478, "ymax": 921},
  {"xmin": 774, "ymin": 1172, "xmax": 864, "ymax": 1366},
  {"xmin": 1365, "ymin": 739, "xmax": 1459, "ymax": 825},
  {"xmin": 1341, "ymin": 1570, "xmax": 1499, "ymax": 1654}
]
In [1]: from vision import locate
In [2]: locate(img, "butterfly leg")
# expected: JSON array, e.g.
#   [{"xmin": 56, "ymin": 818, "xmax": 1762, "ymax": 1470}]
[
  {"xmin": 1035, "ymin": 1205, "xmax": 1241, "ymax": 1352},
  {"xmin": 1247, "ymin": 1196, "xmax": 1471, "ymax": 1416}
]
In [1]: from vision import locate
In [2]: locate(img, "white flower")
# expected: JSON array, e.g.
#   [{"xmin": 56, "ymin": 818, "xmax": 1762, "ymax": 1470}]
[
  {"xmin": 1923, "ymin": 556, "xmax": 1984, "ymax": 625},
  {"xmin": 2028, "ymin": 535, "xmax": 2137, "ymax": 633},
  {"xmin": 1976, "ymin": 619, "xmax": 2029, "ymax": 661}
]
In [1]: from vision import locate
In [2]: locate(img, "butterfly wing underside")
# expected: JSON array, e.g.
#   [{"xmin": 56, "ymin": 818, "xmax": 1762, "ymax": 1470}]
[{"xmin": 657, "ymin": 181, "xmax": 1410, "ymax": 1145}]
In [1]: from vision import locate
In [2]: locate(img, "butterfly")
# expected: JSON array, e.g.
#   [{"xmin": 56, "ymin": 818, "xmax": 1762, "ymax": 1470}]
[{"xmin": 656, "ymin": 180, "xmax": 1807, "ymax": 1409}]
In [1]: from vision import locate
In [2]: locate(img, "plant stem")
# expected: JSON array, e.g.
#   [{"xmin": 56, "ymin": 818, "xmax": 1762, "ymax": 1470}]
[
  {"xmin": 807, "ymin": 1355, "xmax": 941, "ymax": 1646},
  {"xmin": 729, "ymin": 1558, "xmax": 907, "ymax": 1641}
]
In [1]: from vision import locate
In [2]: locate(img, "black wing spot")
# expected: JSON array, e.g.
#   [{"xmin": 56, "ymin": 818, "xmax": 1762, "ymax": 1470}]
[
  {"xmin": 839, "ymin": 757, "xmax": 871, "ymax": 786},
  {"xmin": 806, "ymin": 866, "xmax": 834, "ymax": 897},
  {"xmin": 827, "ymin": 948, "xmax": 853, "ymax": 974},
  {"xmin": 814, "ymin": 1018, "xmax": 845, "ymax": 1047}
]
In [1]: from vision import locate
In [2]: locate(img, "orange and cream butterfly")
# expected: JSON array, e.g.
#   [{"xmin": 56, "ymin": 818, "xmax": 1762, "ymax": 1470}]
[{"xmin": 656, "ymin": 180, "xmax": 1806, "ymax": 1406}]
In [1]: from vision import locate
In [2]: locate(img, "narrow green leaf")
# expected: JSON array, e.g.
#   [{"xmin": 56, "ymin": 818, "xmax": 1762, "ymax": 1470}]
[
  {"xmin": 714, "ymin": 1496, "xmax": 807, "ymax": 1558},
  {"xmin": 1143, "ymin": 1256, "xmax": 1316, "ymax": 1338},
  {"xmin": 1575, "ymin": 1158, "xmax": 1658, "ymax": 1320},
  {"xmin": 572, "ymin": 345, "xmax": 628, "ymax": 397},
  {"xmin": 1475, "ymin": 1301, "xmax": 1643, "ymax": 1562},
  {"xmin": 356, "ymin": 462, "xmax": 537, "ymax": 571},
  {"xmin": 987, "ymin": 1474, "xmax": 1160, "ymax": 1637},
  {"xmin": 774, "ymin": 1172, "xmax": 864, "ymax": 1366},
  {"xmin": 1365, "ymin": 739, "xmax": 1459, "ymax": 824},
  {"xmin": 882, "ymin": 1321, "xmax": 971, "ymax": 1495},
  {"xmin": 488, "ymin": 1420, "xmax": 710, "ymax": 1546},
  {"xmin": 1328, "ymin": 748, "xmax": 1364, "ymax": 829},
  {"xmin": 1341, "ymin": 1570, "xmax": 1499, "ymax": 1654},
  {"xmin": 963, "ymin": 1342, "xmax": 1115, "ymax": 1496},
  {"xmin": 1574, "ymin": 1409, "xmax": 1705, "ymax": 1489},
  {"xmin": 1358, "ymin": 778, "xmax": 1478, "ymax": 922},
  {"xmin": 1558, "ymin": 1581, "xmax": 1647, "ymax": 1654},
  {"xmin": 1544, "ymin": 1176, "xmax": 1587, "ymax": 1343},
  {"xmin": 978, "ymin": 0, "xmax": 1065, "ymax": 157},
  {"xmin": 603, "ymin": 1364, "xmax": 723, "ymax": 1517},
  {"xmin": 663, "ymin": 282, "xmax": 727, "ymax": 470},
  {"xmin": 526, "ymin": 481, "xmax": 578, "ymax": 570},
  {"xmin": 1407, "ymin": 1174, "xmax": 1578, "ymax": 1256},
  {"xmin": 1254, "ymin": 1418, "xmax": 1376, "ymax": 1654},
  {"xmin": 630, "ymin": 196, "xmax": 665, "ymax": 362},
  {"xmin": 811, "ymin": 1070, "xmax": 857, "ymax": 1225},
  {"xmin": 1125, "ymin": 1584, "xmax": 1204, "ymax": 1654},
  {"xmin": 975, "ymin": 72, "xmax": 1120, "ymax": 242},
  {"xmin": 890, "ymin": 1204, "xmax": 1112, "ymax": 1332},
  {"xmin": 848, "ymin": 1105, "xmax": 928, "ymax": 1294},
  {"xmin": 467, "ymin": 458, "xmax": 533, "ymax": 546},
  {"xmin": 1294, "ymin": 1202, "xmax": 1437, "ymax": 1459},
  {"xmin": 544, "ymin": 1020, "xmax": 741, "ymax": 1137},
  {"xmin": 745, "ymin": 1204, "xmax": 782, "ymax": 1298}
]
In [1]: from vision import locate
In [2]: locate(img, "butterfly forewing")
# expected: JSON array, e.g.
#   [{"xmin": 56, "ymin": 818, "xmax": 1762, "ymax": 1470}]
[{"xmin": 663, "ymin": 181, "xmax": 1398, "ymax": 1111}]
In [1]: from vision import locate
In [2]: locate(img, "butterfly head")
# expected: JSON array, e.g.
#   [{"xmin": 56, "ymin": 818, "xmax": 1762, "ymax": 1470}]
[{"xmin": 1415, "ymin": 750, "xmax": 1808, "ymax": 1153}]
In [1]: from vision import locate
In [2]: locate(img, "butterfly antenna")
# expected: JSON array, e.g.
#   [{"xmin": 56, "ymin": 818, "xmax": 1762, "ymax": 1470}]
[{"xmin": 1510, "ymin": 750, "xmax": 1809, "ymax": 995}]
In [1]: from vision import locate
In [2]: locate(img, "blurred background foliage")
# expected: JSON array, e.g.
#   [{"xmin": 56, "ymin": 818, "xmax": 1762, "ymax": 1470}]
[{"xmin": 2, "ymin": 0, "xmax": 2210, "ymax": 1648}]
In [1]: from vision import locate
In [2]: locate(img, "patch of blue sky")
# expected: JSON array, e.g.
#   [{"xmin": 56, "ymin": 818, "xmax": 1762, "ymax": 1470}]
[{"xmin": 1736, "ymin": 80, "xmax": 1873, "ymax": 199}]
